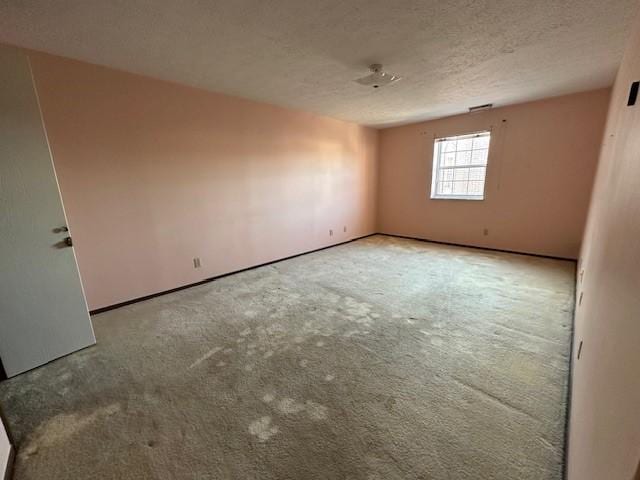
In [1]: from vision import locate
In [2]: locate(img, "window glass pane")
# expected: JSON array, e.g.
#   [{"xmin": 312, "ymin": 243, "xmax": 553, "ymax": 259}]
[
  {"xmin": 457, "ymin": 138, "xmax": 473, "ymax": 151},
  {"xmin": 471, "ymin": 149, "xmax": 488, "ymax": 165},
  {"xmin": 473, "ymin": 135, "xmax": 490, "ymax": 149},
  {"xmin": 440, "ymin": 169, "xmax": 454, "ymax": 181},
  {"xmin": 438, "ymin": 182, "xmax": 453, "ymax": 194},
  {"xmin": 455, "ymin": 150, "xmax": 472, "ymax": 166},
  {"xmin": 452, "ymin": 182, "xmax": 468, "ymax": 195},
  {"xmin": 442, "ymin": 141, "xmax": 456, "ymax": 152},
  {"xmin": 469, "ymin": 167, "xmax": 486, "ymax": 181},
  {"xmin": 468, "ymin": 181, "xmax": 484, "ymax": 195},
  {"xmin": 442, "ymin": 152, "xmax": 456, "ymax": 166},
  {"xmin": 453, "ymin": 168, "xmax": 469, "ymax": 181}
]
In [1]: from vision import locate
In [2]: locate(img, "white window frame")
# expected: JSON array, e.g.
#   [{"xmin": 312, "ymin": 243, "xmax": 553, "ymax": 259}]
[{"xmin": 430, "ymin": 130, "xmax": 491, "ymax": 201}]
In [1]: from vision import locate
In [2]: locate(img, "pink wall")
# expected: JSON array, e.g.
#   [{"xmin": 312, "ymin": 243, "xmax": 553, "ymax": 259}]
[
  {"xmin": 28, "ymin": 52, "xmax": 378, "ymax": 310},
  {"xmin": 567, "ymin": 7, "xmax": 640, "ymax": 480},
  {"xmin": 377, "ymin": 90, "xmax": 610, "ymax": 259}
]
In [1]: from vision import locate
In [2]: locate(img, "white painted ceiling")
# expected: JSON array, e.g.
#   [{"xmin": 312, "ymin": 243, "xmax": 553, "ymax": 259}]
[{"xmin": 0, "ymin": 0, "xmax": 636, "ymax": 127}]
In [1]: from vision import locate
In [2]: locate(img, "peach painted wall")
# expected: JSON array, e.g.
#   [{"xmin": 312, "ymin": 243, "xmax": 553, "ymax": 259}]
[
  {"xmin": 27, "ymin": 51, "xmax": 378, "ymax": 310},
  {"xmin": 567, "ymin": 7, "xmax": 640, "ymax": 480},
  {"xmin": 377, "ymin": 90, "xmax": 610, "ymax": 259}
]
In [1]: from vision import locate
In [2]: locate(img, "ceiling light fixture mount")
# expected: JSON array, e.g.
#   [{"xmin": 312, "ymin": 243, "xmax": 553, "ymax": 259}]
[{"xmin": 355, "ymin": 63, "xmax": 401, "ymax": 89}]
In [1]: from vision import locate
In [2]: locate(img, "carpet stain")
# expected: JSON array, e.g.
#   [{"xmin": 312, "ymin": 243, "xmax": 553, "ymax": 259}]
[
  {"xmin": 262, "ymin": 393, "xmax": 276, "ymax": 403},
  {"xmin": 188, "ymin": 346, "xmax": 222, "ymax": 369},
  {"xmin": 277, "ymin": 398, "xmax": 306, "ymax": 415},
  {"xmin": 248, "ymin": 416, "xmax": 279, "ymax": 442},
  {"xmin": 305, "ymin": 401, "xmax": 329, "ymax": 420},
  {"xmin": 20, "ymin": 404, "xmax": 120, "ymax": 459}
]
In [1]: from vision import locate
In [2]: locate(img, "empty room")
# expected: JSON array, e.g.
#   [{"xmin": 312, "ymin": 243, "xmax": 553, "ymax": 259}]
[{"xmin": 1, "ymin": 1, "xmax": 639, "ymax": 479}]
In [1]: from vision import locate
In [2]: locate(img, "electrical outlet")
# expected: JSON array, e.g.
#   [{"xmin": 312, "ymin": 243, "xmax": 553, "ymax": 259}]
[
  {"xmin": 329, "ymin": 229, "xmax": 333, "ymax": 236},
  {"xmin": 193, "ymin": 257, "xmax": 201, "ymax": 269},
  {"xmin": 483, "ymin": 228, "xmax": 489, "ymax": 236},
  {"xmin": 343, "ymin": 226, "xmax": 347, "ymax": 233}
]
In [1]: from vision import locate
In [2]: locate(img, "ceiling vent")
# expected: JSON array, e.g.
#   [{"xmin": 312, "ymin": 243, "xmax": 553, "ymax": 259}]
[{"xmin": 469, "ymin": 103, "xmax": 493, "ymax": 113}]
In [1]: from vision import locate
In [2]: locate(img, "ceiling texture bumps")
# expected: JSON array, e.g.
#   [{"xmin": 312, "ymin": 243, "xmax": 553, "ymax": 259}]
[{"xmin": 0, "ymin": 0, "xmax": 636, "ymax": 127}]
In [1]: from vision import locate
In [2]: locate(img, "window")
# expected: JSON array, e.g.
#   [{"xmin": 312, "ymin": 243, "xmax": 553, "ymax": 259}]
[{"xmin": 430, "ymin": 131, "xmax": 491, "ymax": 200}]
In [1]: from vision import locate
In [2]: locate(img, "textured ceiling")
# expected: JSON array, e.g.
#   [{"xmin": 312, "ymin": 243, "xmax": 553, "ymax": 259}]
[{"xmin": 0, "ymin": 0, "xmax": 636, "ymax": 127}]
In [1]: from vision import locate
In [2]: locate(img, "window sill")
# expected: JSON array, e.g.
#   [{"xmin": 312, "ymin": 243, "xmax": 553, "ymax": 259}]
[{"xmin": 430, "ymin": 195, "xmax": 485, "ymax": 201}]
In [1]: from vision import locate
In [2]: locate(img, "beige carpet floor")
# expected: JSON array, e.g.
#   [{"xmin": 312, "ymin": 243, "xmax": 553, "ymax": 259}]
[{"xmin": 0, "ymin": 235, "xmax": 575, "ymax": 479}]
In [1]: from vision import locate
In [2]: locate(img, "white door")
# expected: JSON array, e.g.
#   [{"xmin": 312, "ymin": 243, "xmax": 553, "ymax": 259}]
[
  {"xmin": 0, "ymin": 44, "xmax": 96, "ymax": 377},
  {"xmin": 0, "ymin": 412, "xmax": 10, "ymax": 478}
]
